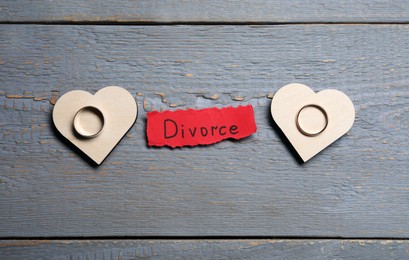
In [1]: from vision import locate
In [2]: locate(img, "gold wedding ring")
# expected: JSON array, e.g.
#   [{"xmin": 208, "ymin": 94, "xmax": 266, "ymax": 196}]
[
  {"xmin": 296, "ymin": 104, "xmax": 328, "ymax": 137},
  {"xmin": 73, "ymin": 106, "xmax": 105, "ymax": 138}
]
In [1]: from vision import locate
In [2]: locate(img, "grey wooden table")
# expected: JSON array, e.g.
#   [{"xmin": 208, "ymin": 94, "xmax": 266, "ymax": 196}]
[{"xmin": 1, "ymin": 1, "xmax": 409, "ymax": 259}]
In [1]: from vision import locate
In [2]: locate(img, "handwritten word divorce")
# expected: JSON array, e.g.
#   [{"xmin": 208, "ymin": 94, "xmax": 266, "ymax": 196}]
[{"xmin": 147, "ymin": 105, "xmax": 257, "ymax": 147}]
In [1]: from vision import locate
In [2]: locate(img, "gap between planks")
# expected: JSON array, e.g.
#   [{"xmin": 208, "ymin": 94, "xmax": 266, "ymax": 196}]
[
  {"xmin": 2, "ymin": 236, "xmax": 409, "ymax": 241},
  {"xmin": 1, "ymin": 21, "xmax": 409, "ymax": 26}
]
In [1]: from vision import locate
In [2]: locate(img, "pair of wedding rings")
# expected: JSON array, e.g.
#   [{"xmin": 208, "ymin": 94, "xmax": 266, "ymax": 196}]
[{"xmin": 72, "ymin": 104, "xmax": 328, "ymax": 138}]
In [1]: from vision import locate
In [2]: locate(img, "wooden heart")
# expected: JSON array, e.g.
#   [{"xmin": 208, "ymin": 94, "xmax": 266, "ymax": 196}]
[
  {"xmin": 271, "ymin": 83, "xmax": 355, "ymax": 162},
  {"xmin": 53, "ymin": 86, "xmax": 137, "ymax": 165}
]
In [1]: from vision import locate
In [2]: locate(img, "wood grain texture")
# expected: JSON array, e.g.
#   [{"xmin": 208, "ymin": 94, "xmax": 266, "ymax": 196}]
[
  {"xmin": 1, "ymin": 240, "xmax": 409, "ymax": 259},
  {"xmin": 1, "ymin": 25, "xmax": 409, "ymax": 237},
  {"xmin": 1, "ymin": 0, "xmax": 409, "ymax": 23}
]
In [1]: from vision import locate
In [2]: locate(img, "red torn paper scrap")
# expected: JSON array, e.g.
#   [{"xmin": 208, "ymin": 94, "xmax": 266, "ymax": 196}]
[{"xmin": 147, "ymin": 105, "xmax": 257, "ymax": 147}]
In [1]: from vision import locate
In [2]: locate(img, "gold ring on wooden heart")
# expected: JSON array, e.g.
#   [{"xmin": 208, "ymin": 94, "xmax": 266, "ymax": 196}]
[
  {"xmin": 53, "ymin": 86, "xmax": 138, "ymax": 165},
  {"xmin": 271, "ymin": 83, "xmax": 355, "ymax": 162}
]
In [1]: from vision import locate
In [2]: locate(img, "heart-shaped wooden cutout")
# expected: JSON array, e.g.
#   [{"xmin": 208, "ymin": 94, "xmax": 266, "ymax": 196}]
[
  {"xmin": 271, "ymin": 83, "xmax": 355, "ymax": 162},
  {"xmin": 53, "ymin": 86, "xmax": 137, "ymax": 165}
]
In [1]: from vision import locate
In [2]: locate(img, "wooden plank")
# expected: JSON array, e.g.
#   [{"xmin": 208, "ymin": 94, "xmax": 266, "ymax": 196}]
[
  {"xmin": 0, "ymin": 25, "xmax": 408, "ymax": 237},
  {"xmin": 1, "ymin": 240, "xmax": 409, "ymax": 259},
  {"xmin": 1, "ymin": 0, "xmax": 409, "ymax": 23}
]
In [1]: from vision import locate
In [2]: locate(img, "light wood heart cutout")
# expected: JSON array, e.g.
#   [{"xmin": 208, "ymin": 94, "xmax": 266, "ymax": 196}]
[
  {"xmin": 271, "ymin": 83, "xmax": 355, "ymax": 162},
  {"xmin": 53, "ymin": 86, "xmax": 137, "ymax": 165}
]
